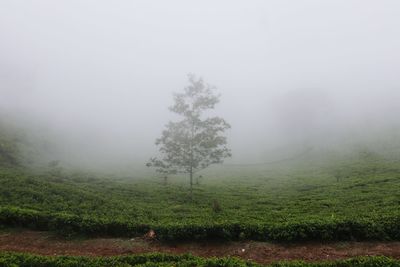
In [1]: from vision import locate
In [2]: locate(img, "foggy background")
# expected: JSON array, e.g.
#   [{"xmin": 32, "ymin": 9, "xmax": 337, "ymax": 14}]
[{"xmin": 1, "ymin": 0, "xmax": 399, "ymax": 170}]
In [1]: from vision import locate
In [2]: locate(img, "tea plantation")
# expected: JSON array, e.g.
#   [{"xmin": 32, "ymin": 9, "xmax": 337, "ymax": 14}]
[
  {"xmin": 0, "ymin": 150, "xmax": 399, "ymax": 241},
  {"xmin": 1, "ymin": 252, "xmax": 400, "ymax": 267}
]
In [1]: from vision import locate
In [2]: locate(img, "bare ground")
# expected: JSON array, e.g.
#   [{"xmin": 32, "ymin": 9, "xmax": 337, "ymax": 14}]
[{"xmin": 1, "ymin": 229, "xmax": 400, "ymax": 264}]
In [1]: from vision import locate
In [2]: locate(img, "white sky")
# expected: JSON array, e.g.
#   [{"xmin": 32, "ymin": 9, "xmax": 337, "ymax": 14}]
[{"xmin": 1, "ymin": 0, "xmax": 399, "ymax": 165}]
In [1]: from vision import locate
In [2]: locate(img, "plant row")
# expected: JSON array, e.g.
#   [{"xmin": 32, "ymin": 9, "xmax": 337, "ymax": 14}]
[
  {"xmin": 1, "ymin": 252, "xmax": 400, "ymax": 267},
  {"xmin": 1, "ymin": 206, "xmax": 400, "ymax": 242}
]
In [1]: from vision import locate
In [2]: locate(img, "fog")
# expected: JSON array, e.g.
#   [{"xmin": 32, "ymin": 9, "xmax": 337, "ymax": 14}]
[{"xmin": 1, "ymin": 0, "xmax": 400, "ymax": 170}]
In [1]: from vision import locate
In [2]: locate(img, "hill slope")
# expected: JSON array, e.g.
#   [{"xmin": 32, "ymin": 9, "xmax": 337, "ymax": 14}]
[{"xmin": 0, "ymin": 151, "xmax": 399, "ymax": 241}]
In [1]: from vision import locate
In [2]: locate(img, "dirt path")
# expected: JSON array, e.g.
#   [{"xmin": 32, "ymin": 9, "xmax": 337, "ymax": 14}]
[{"xmin": 1, "ymin": 230, "xmax": 400, "ymax": 264}]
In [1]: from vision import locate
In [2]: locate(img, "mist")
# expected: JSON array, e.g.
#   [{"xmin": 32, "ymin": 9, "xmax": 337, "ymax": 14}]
[{"xmin": 1, "ymin": 0, "xmax": 400, "ymax": 171}]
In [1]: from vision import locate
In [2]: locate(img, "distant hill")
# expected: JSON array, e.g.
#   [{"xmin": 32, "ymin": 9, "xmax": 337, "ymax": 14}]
[
  {"xmin": 0, "ymin": 116, "xmax": 39, "ymax": 168},
  {"xmin": 0, "ymin": 120, "xmax": 21, "ymax": 166}
]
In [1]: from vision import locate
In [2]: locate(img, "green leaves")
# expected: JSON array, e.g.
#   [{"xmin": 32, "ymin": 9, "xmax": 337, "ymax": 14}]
[
  {"xmin": 1, "ymin": 252, "xmax": 400, "ymax": 267},
  {"xmin": 2, "ymin": 156, "xmax": 400, "ymax": 243},
  {"xmin": 148, "ymin": 74, "xmax": 231, "ymax": 185},
  {"xmin": 2, "ymin": 205, "xmax": 400, "ymax": 242},
  {"xmin": 169, "ymin": 74, "xmax": 220, "ymax": 116}
]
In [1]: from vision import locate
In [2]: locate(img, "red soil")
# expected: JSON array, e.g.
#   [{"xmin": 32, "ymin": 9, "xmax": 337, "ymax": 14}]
[{"xmin": 1, "ymin": 230, "xmax": 400, "ymax": 264}]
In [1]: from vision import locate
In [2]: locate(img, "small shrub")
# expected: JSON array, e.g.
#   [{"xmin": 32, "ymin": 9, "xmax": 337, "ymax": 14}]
[{"xmin": 211, "ymin": 199, "xmax": 222, "ymax": 213}]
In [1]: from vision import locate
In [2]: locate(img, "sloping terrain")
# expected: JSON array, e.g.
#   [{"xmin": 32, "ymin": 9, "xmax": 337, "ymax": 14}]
[{"xmin": 0, "ymin": 151, "xmax": 400, "ymax": 241}]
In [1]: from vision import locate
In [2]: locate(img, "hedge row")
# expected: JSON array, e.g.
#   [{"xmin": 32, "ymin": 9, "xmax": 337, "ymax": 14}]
[
  {"xmin": 0, "ymin": 206, "xmax": 150, "ymax": 237},
  {"xmin": 1, "ymin": 252, "xmax": 400, "ymax": 267},
  {"xmin": 0, "ymin": 252, "xmax": 256, "ymax": 267},
  {"xmin": 1, "ymin": 206, "xmax": 400, "ymax": 241}
]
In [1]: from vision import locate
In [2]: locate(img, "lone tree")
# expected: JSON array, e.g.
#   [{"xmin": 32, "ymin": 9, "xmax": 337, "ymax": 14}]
[{"xmin": 147, "ymin": 74, "xmax": 231, "ymax": 198}]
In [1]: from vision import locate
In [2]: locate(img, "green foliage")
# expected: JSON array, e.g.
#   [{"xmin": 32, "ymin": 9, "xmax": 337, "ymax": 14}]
[
  {"xmin": 0, "ymin": 252, "xmax": 399, "ymax": 267},
  {"xmin": 0, "ymin": 154, "xmax": 400, "ymax": 241},
  {"xmin": 0, "ymin": 124, "xmax": 20, "ymax": 166},
  {"xmin": 0, "ymin": 118, "xmax": 41, "ymax": 168},
  {"xmin": 147, "ymin": 74, "xmax": 231, "ymax": 195}
]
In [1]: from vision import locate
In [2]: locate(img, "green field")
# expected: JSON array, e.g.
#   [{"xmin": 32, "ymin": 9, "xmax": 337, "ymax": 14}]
[{"xmin": 1, "ymin": 149, "xmax": 400, "ymax": 241}]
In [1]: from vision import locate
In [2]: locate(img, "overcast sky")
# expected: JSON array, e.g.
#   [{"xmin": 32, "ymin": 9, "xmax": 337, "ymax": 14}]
[{"xmin": 1, "ymin": 0, "xmax": 399, "ymax": 167}]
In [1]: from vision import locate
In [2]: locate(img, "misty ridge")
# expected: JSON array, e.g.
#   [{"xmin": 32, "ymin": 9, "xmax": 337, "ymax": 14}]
[{"xmin": 1, "ymin": 0, "xmax": 400, "ymax": 173}]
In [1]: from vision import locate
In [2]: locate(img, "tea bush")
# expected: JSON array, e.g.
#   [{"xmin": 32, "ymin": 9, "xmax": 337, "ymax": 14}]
[
  {"xmin": 1, "ymin": 252, "xmax": 400, "ymax": 267},
  {"xmin": 0, "ymin": 155, "xmax": 399, "ymax": 242}
]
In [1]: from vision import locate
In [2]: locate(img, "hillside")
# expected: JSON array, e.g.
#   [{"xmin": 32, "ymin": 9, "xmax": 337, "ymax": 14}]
[
  {"xmin": 0, "ymin": 120, "xmax": 20, "ymax": 167},
  {"xmin": 0, "ymin": 150, "xmax": 399, "ymax": 241}
]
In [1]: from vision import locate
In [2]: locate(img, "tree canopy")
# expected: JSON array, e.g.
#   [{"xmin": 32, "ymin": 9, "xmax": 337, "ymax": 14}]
[{"xmin": 147, "ymin": 74, "xmax": 231, "ymax": 196}]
